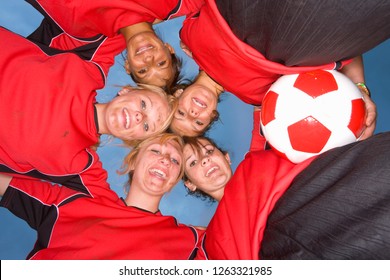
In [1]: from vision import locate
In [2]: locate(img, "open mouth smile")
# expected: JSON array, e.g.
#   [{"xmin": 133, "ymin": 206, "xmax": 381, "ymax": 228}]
[
  {"xmin": 149, "ymin": 168, "xmax": 167, "ymax": 179},
  {"xmin": 123, "ymin": 108, "xmax": 130, "ymax": 129},
  {"xmin": 206, "ymin": 166, "xmax": 219, "ymax": 177},
  {"xmin": 192, "ymin": 97, "xmax": 207, "ymax": 108},
  {"xmin": 136, "ymin": 45, "xmax": 154, "ymax": 55}
]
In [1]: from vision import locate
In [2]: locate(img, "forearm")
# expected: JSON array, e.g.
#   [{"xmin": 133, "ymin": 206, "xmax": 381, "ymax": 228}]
[
  {"xmin": 339, "ymin": 56, "xmax": 365, "ymax": 84},
  {"xmin": 340, "ymin": 55, "xmax": 376, "ymax": 139}
]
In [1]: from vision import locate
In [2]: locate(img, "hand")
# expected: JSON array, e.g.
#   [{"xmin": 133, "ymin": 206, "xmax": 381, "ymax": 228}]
[
  {"xmin": 359, "ymin": 93, "xmax": 377, "ymax": 140},
  {"xmin": 180, "ymin": 40, "xmax": 193, "ymax": 58}
]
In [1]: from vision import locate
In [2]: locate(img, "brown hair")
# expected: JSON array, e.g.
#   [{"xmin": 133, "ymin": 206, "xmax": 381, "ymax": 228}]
[
  {"xmin": 129, "ymin": 53, "xmax": 183, "ymax": 95},
  {"xmin": 181, "ymin": 136, "xmax": 227, "ymax": 202}
]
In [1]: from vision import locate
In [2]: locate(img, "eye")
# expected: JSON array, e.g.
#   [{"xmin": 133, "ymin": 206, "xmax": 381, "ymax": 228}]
[
  {"xmin": 143, "ymin": 122, "xmax": 149, "ymax": 132},
  {"xmin": 178, "ymin": 109, "xmax": 185, "ymax": 116},
  {"xmin": 141, "ymin": 100, "xmax": 146, "ymax": 110},
  {"xmin": 138, "ymin": 68, "xmax": 147, "ymax": 74},
  {"xmin": 151, "ymin": 149, "xmax": 160, "ymax": 154},
  {"xmin": 195, "ymin": 120, "xmax": 204, "ymax": 126},
  {"xmin": 171, "ymin": 158, "xmax": 180, "ymax": 165},
  {"xmin": 189, "ymin": 160, "xmax": 197, "ymax": 167},
  {"xmin": 158, "ymin": 60, "xmax": 167, "ymax": 67},
  {"xmin": 205, "ymin": 149, "xmax": 214, "ymax": 156}
]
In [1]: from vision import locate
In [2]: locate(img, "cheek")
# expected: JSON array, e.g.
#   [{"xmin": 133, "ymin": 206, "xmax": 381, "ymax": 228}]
[{"xmin": 190, "ymin": 167, "xmax": 203, "ymax": 183}]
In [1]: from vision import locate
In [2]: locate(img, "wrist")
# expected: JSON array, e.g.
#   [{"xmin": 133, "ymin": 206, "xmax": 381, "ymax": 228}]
[{"xmin": 356, "ymin": 82, "xmax": 371, "ymax": 97}]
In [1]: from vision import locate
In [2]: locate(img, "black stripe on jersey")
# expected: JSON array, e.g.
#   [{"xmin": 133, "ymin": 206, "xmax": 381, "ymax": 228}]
[
  {"xmin": 163, "ymin": 0, "xmax": 182, "ymax": 20},
  {"xmin": 26, "ymin": 32, "xmax": 107, "ymax": 82},
  {"xmin": 0, "ymin": 164, "xmax": 93, "ymax": 196},
  {"xmin": 26, "ymin": 0, "xmax": 103, "ymax": 43},
  {"xmin": 199, "ymin": 233, "xmax": 209, "ymax": 259},
  {"xmin": 334, "ymin": 61, "xmax": 343, "ymax": 70},
  {"xmin": 0, "ymin": 185, "xmax": 85, "ymax": 259},
  {"xmin": 188, "ymin": 226, "xmax": 199, "ymax": 260}
]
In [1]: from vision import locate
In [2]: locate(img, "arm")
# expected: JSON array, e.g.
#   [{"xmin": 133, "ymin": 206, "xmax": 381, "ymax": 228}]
[
  {"xmin": 339, "ymin": 56, "xmax": 377, "ymax": 140},
  {"xmin": 32, "ymin": 0, "xmax": 204, "ymax": 37},
  {"xmin": 0, "ymin": 173, "xmax": 12, "ymax": 196}
]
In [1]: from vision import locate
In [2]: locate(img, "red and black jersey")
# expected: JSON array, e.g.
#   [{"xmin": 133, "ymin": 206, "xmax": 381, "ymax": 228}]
[
  {"xmin": 0, "ymin": 158, "xmax": 205, "ymax": 260},
  {"xmin": 26, "ymin": 0, "xmax": 205, "ymax": 83},
  {"xmin": 197, "ymin": 109, "xmax": 315, "ymax": 259},
  {"xmin": 0, "ymin": 27, "xmax": 120, "ymax": 190},
  {"xmin": 201, "ymin": 149, "xmax": 315, "ymax": 259},
  {"xmin": 180, "ymin": 0, "xmax": 351, "ymax": 105},
  {"xmin": 29, "ymin": 0, "xmax": 205, "ymax": 38}
]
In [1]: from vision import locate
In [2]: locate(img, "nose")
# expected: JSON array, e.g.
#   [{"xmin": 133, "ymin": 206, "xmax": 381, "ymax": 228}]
[
  {"xmin": 134, "ymin": 111, "xmax": 144, "ymax": 124},
  {"xmin": 144, "ymin": 54, "xmax": 153, "ymax": 63},
  {"xmin": 201, "ymin": 156, "xmax": 210, "ymax": 166},
  {"xmin": 189, "ymin": 107, "xmax": 199, "ymax": 117},
  {"xmin": 160, "ymin": 154, "xmax": 171, "ymax": 166}
]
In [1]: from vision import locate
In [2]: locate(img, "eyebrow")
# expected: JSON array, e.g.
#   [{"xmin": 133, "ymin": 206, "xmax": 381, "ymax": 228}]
[
  {"xmin": 185, "ymin": 153, "xmax": 195, "ymax": 162},
  {"xmin": 185, "ymin": 155, "xmax": 191, "ymax": 162}
]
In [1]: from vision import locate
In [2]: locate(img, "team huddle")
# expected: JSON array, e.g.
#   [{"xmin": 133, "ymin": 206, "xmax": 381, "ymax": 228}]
[{"xmin": 1, "ymin": 0, "xmax": 390, "ymax": 260}]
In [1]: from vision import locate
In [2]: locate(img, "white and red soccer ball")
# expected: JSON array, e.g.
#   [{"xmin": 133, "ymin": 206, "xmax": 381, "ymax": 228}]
[{"xmin": 260, "ymin": 69, "xmax": 366, "ymax": 163}]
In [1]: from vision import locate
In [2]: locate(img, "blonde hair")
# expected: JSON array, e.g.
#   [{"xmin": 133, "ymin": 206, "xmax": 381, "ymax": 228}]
[
  {"xmin": 119, "ymin": 133, "xmax": 185, "ymax": 191},
  {"xmin": 122, "ymin": 84, "xmax": 178, "ymax": 147}
]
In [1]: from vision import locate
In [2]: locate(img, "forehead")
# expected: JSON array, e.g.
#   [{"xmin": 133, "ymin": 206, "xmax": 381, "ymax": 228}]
[
  {"xmin": 184, "ymin": 139, "xmax": 213, "ymax": 155},
  {"xmin": 143, "ymin": 139, "xmax": 183, "ymax": 154},
  {"xmin": 171, "ymin": 118, "xmax": 201, "ymax": 137}
]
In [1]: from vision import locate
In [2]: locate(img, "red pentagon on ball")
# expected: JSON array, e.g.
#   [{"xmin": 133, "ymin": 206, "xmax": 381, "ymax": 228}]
[
  {"xmin": 294, "ymin": 69, "xmax": 339, "ymax": 98},
  {"xmin": 287, "ymin": 116, "xmax": 332, "ymax": 153}
]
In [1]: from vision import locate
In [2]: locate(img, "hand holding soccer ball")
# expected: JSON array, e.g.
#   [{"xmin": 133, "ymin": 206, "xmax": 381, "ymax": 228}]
[{"xmin": 260, "ymin": 70, "xmax": 366, "ymax": 163}]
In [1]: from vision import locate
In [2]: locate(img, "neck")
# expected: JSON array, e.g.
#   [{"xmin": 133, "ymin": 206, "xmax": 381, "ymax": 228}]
[
  {"xmin": 124, "ymin": 186, "xmax": 162, "ymax": 213},
  {"xmin": 120, "ymin": 22, "xmax": 154, "ymax": 41},
  {"xmin": 196, "ymin": 70, "xmax": 224, "ymax": 97},
  {"xmin": 209, "ymin": 188, "xmax": 225, "ymax": 202},
  {"xmin": 94, "ymin": 103, "xmax": 108, "ymax": 135}
]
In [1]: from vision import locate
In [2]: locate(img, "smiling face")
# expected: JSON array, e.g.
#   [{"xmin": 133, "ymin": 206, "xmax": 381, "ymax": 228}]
[
  {"xmin": 170, "ymin": 83, "xmax": 219, "ymax": 136},
  {"xmin": 125, "ymin": 31, "xmax": 175, "ymax": 88},
  {"xmin": 183, "ymin": 138, "xmax": 232, "ymax": 199},
  {"xmin": 132, "ymin": 137, "xmax": 183, "ymax": 196},
  {"xmin": 104, "ymin": 88, "xmax": 170, "ymax": 141}
]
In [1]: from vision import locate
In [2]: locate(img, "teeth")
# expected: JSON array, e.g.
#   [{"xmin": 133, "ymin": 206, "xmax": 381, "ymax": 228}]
[
  {"xmin": 150, "ymin": 168, "xmax": 166, "ymax": 178},
  {"xmin": 192, "ymin": 98, "xmax": 206, "ymax": 108},
  {"xmin": 136, "ymin": 46, "xmax": 153, "ymax": 55},
  {"xmin": 206, "ymin": 166, "xmax": 218, "ymax": 177},
  {"xmin": 124, "ymin": 109, "xmax": 130, "ymax": 129}
]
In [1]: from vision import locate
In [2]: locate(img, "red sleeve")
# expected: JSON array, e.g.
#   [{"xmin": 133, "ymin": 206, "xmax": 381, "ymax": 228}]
[
  {"xmin": 204, "ymin": 150, "xmax": 315, "ymax": 259},
  {"xmin": 249, "ymin": 107, "xmax": 267, "ymax": 152},
  {"xmin": 86, "ymin": 35, "xmax": 126, "ymax": 78},
  {"xmin": 36, "ymin": 0, "xmax": 204, "ymax": 38},
  {"xmin": 8, "ymin": 177, "xmax": 80, "ymax": 205}
]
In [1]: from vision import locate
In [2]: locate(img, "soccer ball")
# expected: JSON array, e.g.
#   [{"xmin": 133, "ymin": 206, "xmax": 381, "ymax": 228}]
[{"xmin": 260, "ymin": 69, "xmax": 366, "ymax": 163}]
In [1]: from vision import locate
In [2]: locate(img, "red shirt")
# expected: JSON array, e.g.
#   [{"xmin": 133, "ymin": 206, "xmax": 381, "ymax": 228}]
[
  {"xmin": 29, "ymin": 0, "xmax": 205, "ymax": 76},
  {"xmin": 180, "ymin": 0, "xmax": 351, "ymax": 105},
  {"xmin": 0, "ymin": 27, "xmax": 119, "ymax": 178},
  {"xmin": 1, "ymin": 157, "xmax": 205, "ymax": 260},
  {"xmin": 33, "ymin": 0, "xmax": 205, "ymax": 38},
  {"xmin": 199, "ymin": 110, "xmax": 316, "ymax": 259}
]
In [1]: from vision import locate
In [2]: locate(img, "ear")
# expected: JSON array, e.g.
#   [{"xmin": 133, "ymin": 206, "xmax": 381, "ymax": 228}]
[
  {"xmin": 124, "ymin": 60, "xmax": 131, "ymax": 75},
  {"xmin": 117, "ymin": 87, "xmax": 131, "ymax": 96},
  {"xmin": 173, "ymin": 88, "xmax": 184, "ymax": 98},
  {"xmin": 128, "ymin": 160, "xmax": 137, "ymax": 173},
  {"xmin": 180, "ymin": 40, "xmax": 193, "ymax": 58},
  {"xmin": 225, "ymin": 153, "xmax": 232, "ymax": 165},
  {"xmin": 184, "ymin": 180, "xmax": 197, "ymax": 192},
  {"xmin": 164, "ymin": 43, "xmax": 175, "ymax": 54}
]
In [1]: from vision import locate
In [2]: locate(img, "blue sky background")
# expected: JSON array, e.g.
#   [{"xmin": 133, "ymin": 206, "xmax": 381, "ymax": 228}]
[{"xmin": 0, "ymin": 1, "xmax": 389, "ymax": 259}]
